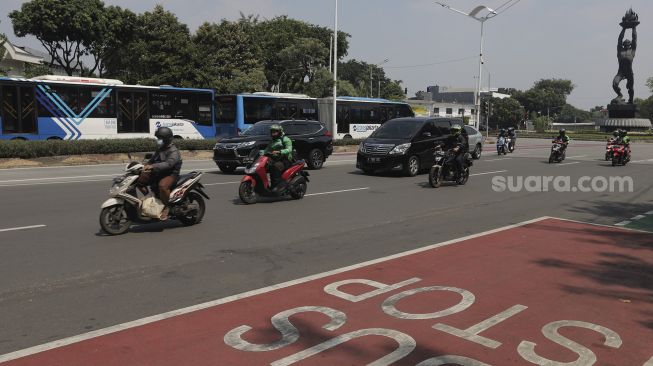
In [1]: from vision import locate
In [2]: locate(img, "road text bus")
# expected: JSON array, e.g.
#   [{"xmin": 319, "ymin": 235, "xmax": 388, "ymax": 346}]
[{"xmin": 0, "ymin": 75, "xmax": 215, "ymax": 140}]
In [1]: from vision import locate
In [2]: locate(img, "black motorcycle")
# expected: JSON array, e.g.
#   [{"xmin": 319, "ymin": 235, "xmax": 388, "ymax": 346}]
[{"xmin": 429, "ymin": 147, "xmax": 472, "ymax": 188}]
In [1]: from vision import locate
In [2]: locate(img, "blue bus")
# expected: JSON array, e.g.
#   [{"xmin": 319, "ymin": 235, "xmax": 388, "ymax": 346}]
[
  {"xmin": 0, "ymin": 75, "xmax": 215, "ymax": 140},
  {"xmin": 216, "ymin": 92, "xmax": 414, "ymax": 139}
]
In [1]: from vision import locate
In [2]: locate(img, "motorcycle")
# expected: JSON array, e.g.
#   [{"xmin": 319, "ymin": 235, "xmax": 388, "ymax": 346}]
[
  {"xmin": 548, "ymin": 140, "xmax": 566, "ymax": 164},
  {"xmin": 99, "ymin": 160, "xmax": 209, "ymax": 235},
  {"xmin": 611, "ymin": 144, "xmax": 631, "ymax": 166},
  {"xmin": 508, "ymin": 137, "xmax": 516, "ymax": 153},
  {"xmin": 497, "ymin": 136, "xmax": 508, "ymax": 155},
  {"xmin": 429, "ymin": 146, "xmax": 472, "ymax": 188},
  {"xmin": 238, "ymin": 152, "xmax": 310, "ymax": 204}
]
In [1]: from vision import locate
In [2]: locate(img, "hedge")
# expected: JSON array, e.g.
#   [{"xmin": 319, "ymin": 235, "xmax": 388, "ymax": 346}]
[
  {"xmin": 0, "ymin": 139, "xmax": 218, "ymax": 159},
  {"xmin": 0, "ymin": 137, "xmax": 364, "ymax": 159}
]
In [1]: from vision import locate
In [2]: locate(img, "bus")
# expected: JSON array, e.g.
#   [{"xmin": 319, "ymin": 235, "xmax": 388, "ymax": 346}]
[
  {"xmin": 317, "ymin": 97, "xmax": 415, "ymax": 140},
  {"xmin": 0, "ymin": 75, "xmax": 215, "ymax": 140},
  {"xmin": 216, "ymin": 93, "xmax": 414, "ymax": 139},
  {"xmin": 215, "ymin": 92, "xmax": 318, "ymax": 137}
]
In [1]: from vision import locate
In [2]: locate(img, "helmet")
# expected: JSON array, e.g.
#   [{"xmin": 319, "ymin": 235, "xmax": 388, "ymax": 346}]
[
  {"xmin": 559, "ymin": 129, "xmax": 566, "ymax": 135},
  {"xmin": 612, "ymin": 131, "xmax": 619, "ymax": 137},
  {"xmin": 155, "ymin": 127, "xmax": 174, "ymax": 147},
  {"xmin": 508, "ymin": 127, "xmax": 515, "ymax": 132},
  {"xmin": 620, "ymin": 129, "xmax": 628, "ymax": 136},
  {"xmin": 451, "ymin": 124, "xmax": 462, "ymax": 135},
  {"xmin": 270, "ymin": 124, "xmax": 284, "ymax": 138}
]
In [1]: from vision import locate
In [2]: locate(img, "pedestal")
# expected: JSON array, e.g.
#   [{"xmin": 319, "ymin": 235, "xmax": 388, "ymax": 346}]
[{"xmin": 608, "ymin": 104, "xmax": 637, "ymax": 119}]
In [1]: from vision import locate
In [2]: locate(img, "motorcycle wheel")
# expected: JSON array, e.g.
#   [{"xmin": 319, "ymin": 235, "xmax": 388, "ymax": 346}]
[
  {"xmin": 612, "ymin": 158, "xmax": 618, "ymax": 167},
  {"xmin": 549, "ymin": 154, "xmax": 555, "ymax": 164},
  {"xmin": 178, "ymin": 192, "xmax": 206, "ymax": 226},
  {"xmin": 239, "ymin": 181, "xmax": 258, "ymax": 204},
  {"xmin": 457, "ymin": 168, "xmax": 470, "ymax": 185},
  {"xmin": 429, "ymin": 166, "xmax": 442, "ymax": 188},
  {"xmin": 289, "ymin": 177, "xmax": 307, "ymax": 200},
  {"xmin": 99, "ymin": 205, "xmax": 132, "ymax": 236}
]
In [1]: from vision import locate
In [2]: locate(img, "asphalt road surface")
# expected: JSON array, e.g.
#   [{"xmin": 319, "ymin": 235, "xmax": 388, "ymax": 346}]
[{"xmin": 0, "ymin": 138, "xmax": 652, "ymax": 359}]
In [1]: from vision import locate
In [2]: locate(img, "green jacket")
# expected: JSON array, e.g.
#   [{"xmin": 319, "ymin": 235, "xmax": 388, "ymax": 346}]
[
  {"xmin": 620, "ymin": 136, "xmax": 631, "ymax": 145},
  {"xmin": 261, "ymin": 135, "xmax": 293, "ymax": 159},
  {"xmin": 557, "ymin": 135, "xmax": 570, "ymax": 143}
]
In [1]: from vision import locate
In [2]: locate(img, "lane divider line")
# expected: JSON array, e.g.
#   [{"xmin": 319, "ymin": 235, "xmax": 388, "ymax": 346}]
[
  {"xmin": 470, "ymin": 170, "xmax": 508, "ymax": 177},
  {"xmin": 305, "ymin": 187, "xmax": 369, "ymax": 197},
  {"xmin": 556, "ymin": 162, "xmax": 581, "ymax": 167},
  {"xmin": 631, "ymin": 215, "xmax": 646, "ymax": 221},
  {"xmin": 0, "ymin": 225, "xmax": 46, "ymax": 233},
  {"xmin": 483, "ymin": 158, "xmax": 512, "ymax": 162},
  {"xmin": 615, "ymin": 221, "xmax": 631, "ymax": 227}
]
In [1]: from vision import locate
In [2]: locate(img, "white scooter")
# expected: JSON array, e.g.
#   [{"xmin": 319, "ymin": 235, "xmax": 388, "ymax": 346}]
[{"xmin": 99, "ymin": 159, "xmax": 209, "ymax": 235}]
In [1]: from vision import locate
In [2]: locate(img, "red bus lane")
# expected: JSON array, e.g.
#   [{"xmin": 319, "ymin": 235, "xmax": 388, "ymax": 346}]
[{"xmin": 2, "ymin": 218, "xmax": 652, "ymax": 365}]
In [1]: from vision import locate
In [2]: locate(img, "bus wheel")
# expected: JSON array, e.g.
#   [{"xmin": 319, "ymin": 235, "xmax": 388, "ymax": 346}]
[
  {"xmin": 343, "ymin": 134, "xmax": 353, "ymax": 141},
  {"xmin": 173, "ymin": 135, "xmax": 183, "ymax": 140},
  {"xmin": 47, "ymin": 136, "xmax": 63, "ymax": 141}
]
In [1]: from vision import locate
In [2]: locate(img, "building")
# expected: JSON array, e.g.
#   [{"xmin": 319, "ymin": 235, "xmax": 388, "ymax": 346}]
[{"xmin": 1, "ymin": 39, "xmax": 79, "ymax": 77}]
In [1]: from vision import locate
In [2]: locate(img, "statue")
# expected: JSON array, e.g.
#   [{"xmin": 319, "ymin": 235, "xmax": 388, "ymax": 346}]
[{"xmin": 612, "ymin": 8, "xmax": 639, "ymax": 105}]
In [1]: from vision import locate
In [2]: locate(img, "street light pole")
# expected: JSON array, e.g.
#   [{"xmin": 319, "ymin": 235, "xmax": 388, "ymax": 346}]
[
  {"xmin": 332, "ymin": 0, "xmax": 338, "ymax": 136},
  {"xmin": 369, "ymin": 59, "xmax": 389, "ymax": 98},
  {"xmin": 476, "ymin": 20, "xmax": 484, "ymax": 130}
]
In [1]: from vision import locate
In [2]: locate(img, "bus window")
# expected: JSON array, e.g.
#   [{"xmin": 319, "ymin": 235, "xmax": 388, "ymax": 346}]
[
  {"xmin": 336, "ymin": 104, "xmax": 349, "ymax": 134},
  {"xmin": 299, "ymin": 100, "xmax": 317, "ymax": 120},
  {"xmin": 197, "ymin": 93, "xmax": 213, "ymax": 126},
  {"xmin": 118, "ymin": 91, "xmax": 148, "ymax": 133},
  {"xmin": 172, "ymin": 94, "xmax": 195, "ymax": 120},
  {"xmin": 79, "ymin": 88, "xmax": 115, "ymax": 118},
  {"xmin": 288, "ymin": 104, "xmax": 298, "ymax": 119},
  {"xmin": 50, "ymin": 86, "xmax": 79, "ymax": 114},
  {"xmin": 397, "ymin": 104, "xmax": 415, "ymax": 118},
  {"xmin": 150, "ymin": 92, "xmax": 173, "ymax": 119},
  {"xmin": 276, "ymin": 103, "xmax": 288, "ymax": 120},
  {"xmin": 216, "ymin": 96, "xmax": 236, "ymax": 124},
  {"xmin": 243, "ymin": 97, "xmax": 273, "ymax": 124}
]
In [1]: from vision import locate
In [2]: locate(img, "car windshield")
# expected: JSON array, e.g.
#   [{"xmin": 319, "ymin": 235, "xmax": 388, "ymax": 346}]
[
  {"xmin": 371, "ymin": 119, "xmax": 423, "ymax": 139},
  {"xmin": 242, "ymin": 123, "xmax": 273, "ymax": 136}
]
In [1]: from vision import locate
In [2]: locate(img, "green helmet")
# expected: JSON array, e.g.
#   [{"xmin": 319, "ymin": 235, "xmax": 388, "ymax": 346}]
[
  {"xmin": 451, "ymin": 124, "xmax": 462, "ymax": 135},
  {"xmin": 270, "ymin": 124, "xmax": 284, "ymax": 136}
]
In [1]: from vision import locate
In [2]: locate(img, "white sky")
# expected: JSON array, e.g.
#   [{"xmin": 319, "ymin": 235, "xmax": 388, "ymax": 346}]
[{"xmin": 2, "ymin": 0, "xmax": 652, "ymax": 109}]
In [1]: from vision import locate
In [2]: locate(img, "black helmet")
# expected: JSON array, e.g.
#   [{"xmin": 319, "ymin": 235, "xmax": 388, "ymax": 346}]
[
  {"xmin": 559, "ymin": 129, "xmax": 566, "ymax": 135},
  {"xmin": 620, "ymin": 129, "xmax": 628, "ymax": 136},
  {"xmin": 612, "ymin": 130, "xmax": 619, "ymax": 137},
  {"xmin": 155, "ymin": 127, "xmax": 174, "ymax": 147},
  {"xmin": 508, "ymin": 127, "xmax": 515, "ymax": 132}
]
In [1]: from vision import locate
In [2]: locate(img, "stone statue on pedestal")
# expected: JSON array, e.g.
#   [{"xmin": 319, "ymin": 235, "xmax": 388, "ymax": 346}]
[{"xmin": 612, "ymin": 8, "xmax": 639, "ymax": 105}]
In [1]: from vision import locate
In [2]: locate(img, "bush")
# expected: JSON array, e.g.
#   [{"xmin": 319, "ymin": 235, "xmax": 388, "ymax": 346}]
[{"xmin": 0, "ymin": 139, "xmax": 218, "ymax": 159}]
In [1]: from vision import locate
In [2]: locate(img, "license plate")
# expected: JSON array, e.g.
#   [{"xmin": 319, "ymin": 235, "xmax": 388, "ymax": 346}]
[{"xmin": 367, "ymin": 157, "xmax": 381, "ymax": 163}]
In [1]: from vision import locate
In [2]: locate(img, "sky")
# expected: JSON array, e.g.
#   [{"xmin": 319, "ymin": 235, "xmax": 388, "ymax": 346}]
[{"xmin": 2, "ymin": 0, "xmax": 653, "ymax": 109}]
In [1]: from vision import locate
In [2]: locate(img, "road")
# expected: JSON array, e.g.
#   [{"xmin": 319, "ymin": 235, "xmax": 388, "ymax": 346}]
[{"xmin": 0, "ymin": 138, "xmax": 652, "ymax": 361}]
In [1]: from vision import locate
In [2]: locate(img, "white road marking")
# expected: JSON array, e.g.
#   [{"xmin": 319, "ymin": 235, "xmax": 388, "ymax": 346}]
[
  {"xmin": 631, "ymin": 215, "xmax": 646, "ymax": 221},
  {"xmin": 0, "ymin": 225, "xmax": 46, "ymax": 233},
  {"xmin": 0, "ymin": 179, "xmax": 110, "ymax": 187},
  {"xmin": 470, "ymin": 170, "xmax": 508, "ymax": 177},
  {"xmin": 305, "ymin": 187, "xmax": 369, "ymax": 197},
  {"xmin": 555, "ymin": 162, "xmax": 581, "ymax": 167},
  {"xmin": 0, "ymin": 174, "xmax": 115, "ymax": 183},
  {"xmin": 483, "ymin": 158, "xmax": 512, "ymax": 162},
  {"xmin": 615, "ymin": 221, "xmax": 631, "ymax": 227},
  {"xmin": 203, "ymin": 181, "xmax": 241, "ymax": 187},
  {"xmin": 646, "ymin": 211, "xmax": 653, "ymax": 215},
  {"xmin": 0, "ymin": 216, "xmax": 553, "ymax": 363},
  {"xmin": 0, "ymin": 159, "xmax": 214, "ymax": 171},
  {"xmin": 566, "ymin": 155, "xmax": 588, "ymax": 159},
  {"xmin": 631, "ymin": 159, "xmax": 653, "ymax": 163}
]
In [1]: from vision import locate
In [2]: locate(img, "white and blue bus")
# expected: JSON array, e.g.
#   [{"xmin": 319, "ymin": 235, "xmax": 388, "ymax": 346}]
[
  {"xmin": 216, "ymin": 93, "xmax": 414, "ymax": 139},
  {"xmin": 0, "ymin": 75, "xmax": 215, "ymax": 140}
]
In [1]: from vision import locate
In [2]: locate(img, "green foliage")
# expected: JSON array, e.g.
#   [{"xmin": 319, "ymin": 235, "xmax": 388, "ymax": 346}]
[
  {"xmin": 513, "ymin": 78, "xmax": 575, "ymax": 117},
  {"xmin": 23, "ymin": 63, "xmax": 52, "ymax": 78},
  {"xmin": 647, "ymin": 77, "xmax": 653, "ymax": 94},
  {"xmin": 487, "ymin": 97, "xmax": 525, "ymax": 128},
  {"xmin": 0, "ymin": 20, "xmax": 7, "ymax": 76},
  {"xmin": 557, "ymin": 103, "xmax": 592, "ymax": 123},
  {"xmin": 188, "ymin": 20, "xmax": 267, "ymax": 93},
  {"xmin": 10, "ymin": 0, "xmax": 106, "ymax": 76},
  {"xmin": 88, "ymin": 5, "xmax": 138, "ymax": 77},
  {"xmin": 635, "ymin": 97, "xmax": 653, "ymax": 121},
  {"xmin": 337, "ymin": 59, "xmax": 405, "ymax": 99},
  {"xmin": 0, "ymin": 139, "xmax": 218, "ymax": 159},
  {"xmin": 533, "ymin": 116, "xmax": 553, "ymax": 133}
]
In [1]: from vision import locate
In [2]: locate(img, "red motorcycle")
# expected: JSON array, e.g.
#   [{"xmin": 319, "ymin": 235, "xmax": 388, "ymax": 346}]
[
  {"xmin": 611, "ymin": 144, "xmax": 631, "ymax": 166},
  {"xmin": 238, "ymin": 153, "xmax": 310, "ymax": 204}
]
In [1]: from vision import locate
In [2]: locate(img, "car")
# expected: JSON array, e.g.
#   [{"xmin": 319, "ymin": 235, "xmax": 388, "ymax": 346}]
[
  {"xmin": 357, "ymin": 117, "xmax": 464, "ymax": 176},
  {"xmin": 464, "ymin": 125, "xmax": 484, "ymax": 159},
  {"xmin": 213, "ymin": 120, "xmax": 333, "ymax": 173}
]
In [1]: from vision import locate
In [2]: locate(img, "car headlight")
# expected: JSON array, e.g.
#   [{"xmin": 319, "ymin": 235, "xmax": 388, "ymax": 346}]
[
  {"xmin": 358, "ymin": 142, "xmax": 365, "ymax": 152},
  {"xmin": 214, "ymin": 143, "xmax": 223, "ymax": 150},
  {"xmin": 238, "ymin": 141, "xmax": 256, "ymax": 148},
  {"xmin": 389, "ymin": 143, "xmax": 411, "ymax": 155}
]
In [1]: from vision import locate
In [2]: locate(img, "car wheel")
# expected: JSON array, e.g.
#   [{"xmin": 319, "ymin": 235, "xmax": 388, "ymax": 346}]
[
  {"xmin": 472, "ymin": 144, "xmax": 482, "ymax": 159},
  {"xmin": 404, "ymin": 155, "xmax": 420, "ymax": 177},
  {"xmin": 307, "ymin": 148, "xmax": 325, "ymax": 170},
  {"xmin": 218, "ymin": 163, "xmax": 237, "ymax": 174}
]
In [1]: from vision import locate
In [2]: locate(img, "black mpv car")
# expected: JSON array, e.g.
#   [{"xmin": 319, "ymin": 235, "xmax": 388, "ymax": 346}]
[
  {"xmin": 357, "ymin": 117, "xmax": 464, "ymax": 176},
  {"xmin": 213, "ymin": 120, "xmax": 333, "ymax": 173}
]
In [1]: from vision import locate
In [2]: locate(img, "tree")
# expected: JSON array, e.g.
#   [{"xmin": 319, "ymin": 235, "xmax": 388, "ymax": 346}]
[
  {"xmin": 189, "ymin": 20, "xmax": 267, "ymax": 93},
  {"xmin": 514, "ymin": 78, "xmax": 575, "ymax": 117},
  {"xmin": 24, "ymin": 64, "xmax": 51, "ymax": 78},
  {"xmin": 487, "ymin": 97, "xmax": 525, "ymax": 128},
  {"xmin": 557, "ymin": 104, "xmax": 592, "ymax": 123},
  {"xmin": 647, "ymin": 77, "xmax": 653, "ymax": 94},
  {"xmin": 105, "ymin": 5, "xmax": 193, "ymax": 86},
  {"xmin": 277, "ymin": 38, "xmax": 329, "ymax": 92},
  {"xmin": 10, "ymin": 0, "xmax": 105, "ymax": 76},
  {"xmin": 635, "ymin": 97, "xmax": 653, "ymax": 121},
  {"xmin": 87, "ymin": 5, "xmax": 137, "ymax": 77},
  {"xmin": 0, "ymin": 21, "xmax": 7, "ymax": 76}
]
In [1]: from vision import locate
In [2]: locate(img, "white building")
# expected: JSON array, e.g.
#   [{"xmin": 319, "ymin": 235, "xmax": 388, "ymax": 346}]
[{"xmin": 1, "ymin": 39, "xmax": 79, "ymax": 77}]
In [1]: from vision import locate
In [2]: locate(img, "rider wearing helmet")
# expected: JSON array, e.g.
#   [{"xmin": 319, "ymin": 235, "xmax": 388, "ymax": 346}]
[
  {"xmin": 261, "ymin": 124, "xmax": 293, "ymax": 190},
  {"xmin": 443, "ymin": 124, "xmax": 468, "ymax": 177},
  {"xmin": 507, "ymin": 127, "xmax": 517, "ymax": 149},
  {"xmin": 618, "ymin": 129, "xmax": 632, "ymax": 159},
  {"xmin": 498, "ymin": 128, "xmax": 506, "ymax": 138},
  {"xmin": 555, "ymin": 129, "xmax": 571, "ymax": 153},
  {"xmin": 138, "ymin": 127, "xmax": 183, "ymax": 219}
]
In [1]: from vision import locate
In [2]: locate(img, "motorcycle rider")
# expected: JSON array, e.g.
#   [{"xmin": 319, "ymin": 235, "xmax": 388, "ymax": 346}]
[
  {"xmin": 555, "ymin": 129, "xmax": 571, "ymax": 154},
  {"xmin": 498, "ymin": 128, "xmax": 506, "ymax": 138},
  {"xmin": 443, "ymin": 124, "xmax": 468, "ymax": 178},
  {"xmin": 261, "ymin": 124, "xmax": 293, "ymax": 191},
  {"xmin": 507, "ymin": 127, "xmax": 517, "ymax": 150},
  {"xmin": 618, "ymin": 129, "xmax": 632, "ymax": 160},
  {"xmin": 138, "ymin": 127, "xmax": 183, "ymax": 220}
]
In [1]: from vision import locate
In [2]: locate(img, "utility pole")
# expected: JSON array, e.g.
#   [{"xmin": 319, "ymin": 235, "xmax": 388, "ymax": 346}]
[{"xmin": 332, "ymin": 0, "xmax": 338, "ymax": 136}]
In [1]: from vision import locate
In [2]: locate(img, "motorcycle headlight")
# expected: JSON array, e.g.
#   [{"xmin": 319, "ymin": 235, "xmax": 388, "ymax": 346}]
[
  {"xmin": 238, "ymin": 141, "xmax": 256, "ymax": 148},
  {"xmin": 389, "ymin": 143, "xmax": 411, "ymax": 155}
]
